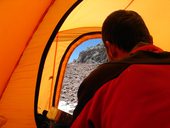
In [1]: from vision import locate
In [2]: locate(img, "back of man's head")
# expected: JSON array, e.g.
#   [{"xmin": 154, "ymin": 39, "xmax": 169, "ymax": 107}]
[{"xmin": 102, "ymin": 10, "xmax": 153, "ymax": 52}]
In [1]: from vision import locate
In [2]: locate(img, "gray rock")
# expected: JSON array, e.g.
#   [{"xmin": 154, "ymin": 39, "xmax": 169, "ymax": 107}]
[{"xmin": 59, "ymin": 42, "xmax": 108, "ymax": 114}]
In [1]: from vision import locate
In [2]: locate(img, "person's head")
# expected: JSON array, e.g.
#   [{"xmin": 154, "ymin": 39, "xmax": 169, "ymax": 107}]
[{"xmin": 102, "ymin": 10, "xmax": 153, "ymax": 60}]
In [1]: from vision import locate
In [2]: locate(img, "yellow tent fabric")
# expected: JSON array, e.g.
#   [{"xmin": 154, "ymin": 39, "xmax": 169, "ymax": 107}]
[
  {"xmin": 38, "ymin": 27, "xmax": 101, "ymax": 114},
  {"xmin": 0, "ymin": 0, "xmax": 170, "ymax": 127}
]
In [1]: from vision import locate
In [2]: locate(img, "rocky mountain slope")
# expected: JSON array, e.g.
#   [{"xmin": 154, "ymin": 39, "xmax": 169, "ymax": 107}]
[
  {"xmin": 74, "ymin": 43, "xmax": 107, "ymax": 64},
  {"xmin": 59, "ymin": 42, "xmax": 108, "ymax": 114}
]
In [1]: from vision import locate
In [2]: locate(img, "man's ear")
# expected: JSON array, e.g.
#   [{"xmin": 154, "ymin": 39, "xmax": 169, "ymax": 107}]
[
  {"xmin": 105, "ymin": 41, "xmax": 129, "ymax": 61},
  {"xmin": 105, "ymin": 41, "xmax": 117, "ymax": 61}
]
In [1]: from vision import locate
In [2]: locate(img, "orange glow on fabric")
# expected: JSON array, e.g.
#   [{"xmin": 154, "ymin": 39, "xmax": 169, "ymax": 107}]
[{"xmin": 49, "ymin": 35, "xmax": 58, "ymax": 109}]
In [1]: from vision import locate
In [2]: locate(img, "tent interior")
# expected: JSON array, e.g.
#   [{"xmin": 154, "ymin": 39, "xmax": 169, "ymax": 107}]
[{"xmin": 0, "ymin": 0, "xmax": 170, "ymax": 127}]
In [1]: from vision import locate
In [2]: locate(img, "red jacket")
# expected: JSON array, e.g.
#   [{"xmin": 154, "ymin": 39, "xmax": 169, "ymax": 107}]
[{"xmin": 71, "ymin": 44, "xmax": 170, "ymax": 128}]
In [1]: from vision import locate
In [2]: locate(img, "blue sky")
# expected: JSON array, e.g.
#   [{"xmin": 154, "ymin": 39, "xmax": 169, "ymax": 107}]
[{"xmin": 69, "ymin": 38, "xmax": 102, "ymax": 63}]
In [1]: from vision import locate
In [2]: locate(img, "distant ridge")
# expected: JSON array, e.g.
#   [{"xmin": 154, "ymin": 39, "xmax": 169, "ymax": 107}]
[{"xmin": 74, "ymin": 43, "xmax": 108, "ymax": 64}]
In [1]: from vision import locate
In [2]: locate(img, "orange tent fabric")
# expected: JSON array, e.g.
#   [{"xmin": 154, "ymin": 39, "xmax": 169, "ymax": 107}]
[
  {"xmin": 0, "ymin": 0, "xmax": 76, "ymax": 127},
  {"xmin": 0, "ymin": 0, "xmax": 170, "ymax": 127}
]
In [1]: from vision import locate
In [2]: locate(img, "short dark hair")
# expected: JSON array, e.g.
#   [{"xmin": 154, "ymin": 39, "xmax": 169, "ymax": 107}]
[{"xmin": 102, "ymin": 10, "xmax": 152, "ymax": 52}]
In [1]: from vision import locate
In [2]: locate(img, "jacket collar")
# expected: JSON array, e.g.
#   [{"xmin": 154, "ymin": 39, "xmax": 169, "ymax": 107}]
[{"xmin": 130, "ymin": 42, "xmax": 163, "ymax": 54}]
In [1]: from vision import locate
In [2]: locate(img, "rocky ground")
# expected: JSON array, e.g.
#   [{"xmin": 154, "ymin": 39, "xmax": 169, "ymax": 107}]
[
  {"xmin": 59, "ymin": 63, "xmax": 99, "ymax": 114},
  {"xmin": 58, "ymin": 42, "xmax": 107, "ymax": 114}
]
